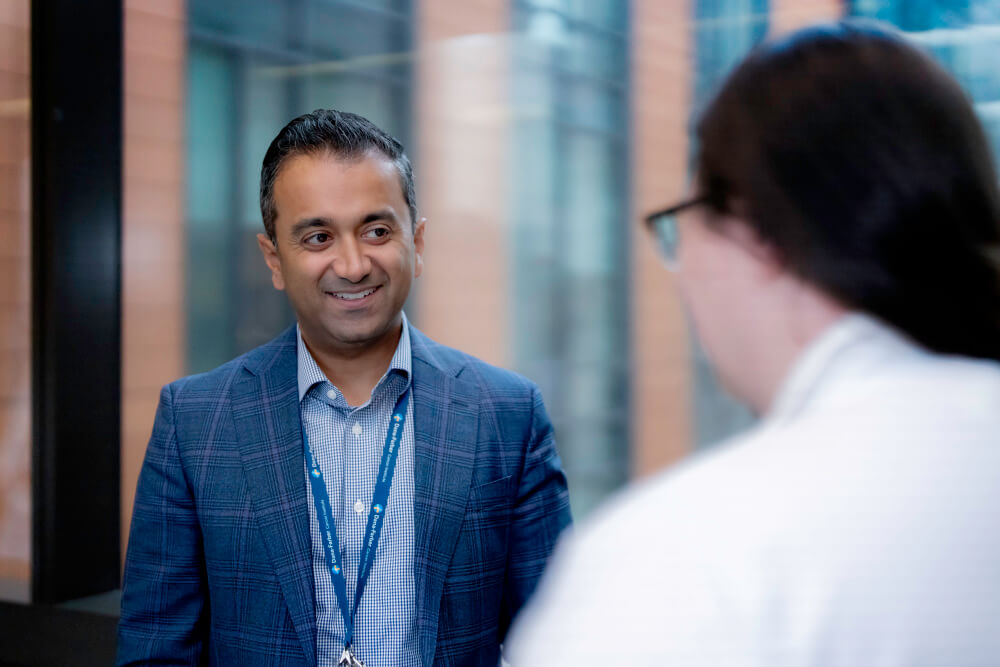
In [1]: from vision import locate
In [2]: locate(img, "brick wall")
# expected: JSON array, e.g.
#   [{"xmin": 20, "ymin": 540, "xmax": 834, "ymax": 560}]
[
  {"xmin": 0, "ymin": 0, "xmax": 31, "ymax": 603},
  {"xmin": 120, "ymin": 0, "xmax": 186, "ymax": 561}
]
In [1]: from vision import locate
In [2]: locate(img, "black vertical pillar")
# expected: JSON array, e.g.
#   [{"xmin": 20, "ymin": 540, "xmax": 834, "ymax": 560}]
[{"xmin": 31, "ymin": 0, "xmax": 123, "ymax": 603}]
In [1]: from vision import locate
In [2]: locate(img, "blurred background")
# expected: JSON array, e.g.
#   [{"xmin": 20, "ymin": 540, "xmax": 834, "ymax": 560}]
[{"xmin": 2, "ymin": 0, "xmax": 1000, "ymax": 660}]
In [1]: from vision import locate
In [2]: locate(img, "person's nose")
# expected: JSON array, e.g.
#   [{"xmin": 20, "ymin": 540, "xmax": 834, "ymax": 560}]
[{"xmin": 331, "ymin": 237, "xmax": 372, "ymax": 284}]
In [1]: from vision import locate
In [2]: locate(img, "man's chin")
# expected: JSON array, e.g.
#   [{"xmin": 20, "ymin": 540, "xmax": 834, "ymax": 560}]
[{"xmin": 315, "ymin": 317, "xmax": 402, "ymax": 350}]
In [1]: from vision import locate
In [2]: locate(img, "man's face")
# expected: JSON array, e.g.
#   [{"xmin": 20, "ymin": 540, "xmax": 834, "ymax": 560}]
[{"xmin": 257, "ymin": 150, "xmax": 424, "ymax": 354}]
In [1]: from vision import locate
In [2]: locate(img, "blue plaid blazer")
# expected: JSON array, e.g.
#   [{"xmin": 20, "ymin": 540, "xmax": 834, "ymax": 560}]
[{"xmin": 117, "ymin": 324, "xmax": 572, "ymax": 666}]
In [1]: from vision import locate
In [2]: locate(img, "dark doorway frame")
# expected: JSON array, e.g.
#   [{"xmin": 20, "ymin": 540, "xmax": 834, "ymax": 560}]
[{"xmin": 30, "ymin": 0, "xmax": 123, "ymax": 605}]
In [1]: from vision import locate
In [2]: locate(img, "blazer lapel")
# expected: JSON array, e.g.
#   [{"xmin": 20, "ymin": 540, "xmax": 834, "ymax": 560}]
[
  {"xmin": 409, "ymin": 329, "xmax": 481, "ymax": 666},
  {"xmin": 231, "ymin": 329, "xmax": 317, "ymax": 665}
]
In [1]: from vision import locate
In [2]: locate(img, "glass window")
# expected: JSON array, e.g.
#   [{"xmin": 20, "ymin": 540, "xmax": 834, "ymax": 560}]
[
  {"xmin": 510, "ymin": 1, "xmax": 630, "ymax": 516},
  {"xmin": 851, "ymin": 0, "xmax": 1000, "ymax": 158}
]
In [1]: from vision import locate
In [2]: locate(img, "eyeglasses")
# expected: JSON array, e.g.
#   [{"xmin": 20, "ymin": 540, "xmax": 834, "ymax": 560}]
[{"xmin": 644, "ymin": 195, "xmax": 710, "ymax": 269}]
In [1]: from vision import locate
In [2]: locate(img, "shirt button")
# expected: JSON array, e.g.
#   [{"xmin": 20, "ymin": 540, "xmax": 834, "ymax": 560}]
[
  {"xmin": 326, "ymin": 389, "xmax": 337, "ymax": 400},
  {"xmin": 354, "ymin": 500, "xmax": 365, "ymax": 514},
  {"xmin": 352, "ymin": 423, "xmax": 362, "ymax": 436}
]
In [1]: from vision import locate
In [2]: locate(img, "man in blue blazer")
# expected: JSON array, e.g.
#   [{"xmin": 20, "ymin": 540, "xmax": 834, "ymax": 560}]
[{"xmin": 117, "ymin": 109, "xmax": 572, "ymax": 666}]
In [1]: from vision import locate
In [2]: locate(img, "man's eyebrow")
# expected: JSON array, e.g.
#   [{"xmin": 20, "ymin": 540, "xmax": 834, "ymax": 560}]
[
  {"xmin": 362, "ymin": 208, "xmax": 398, "ymax": 225},
  {"xmin": 289, "ymin": 217, "xmax": 332, "ymax": 237}
]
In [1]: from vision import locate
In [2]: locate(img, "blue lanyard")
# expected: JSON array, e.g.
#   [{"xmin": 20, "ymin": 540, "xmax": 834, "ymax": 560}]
[{"xmin": 302, "ymin": 387, "xmax": 411, "ymax": 652}]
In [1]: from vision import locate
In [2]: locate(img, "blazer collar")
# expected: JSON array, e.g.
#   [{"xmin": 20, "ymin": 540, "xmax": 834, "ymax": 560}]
[
  {"xmin": 232, "ymin": 325, "xmax": 317, "ymax": 664},
  {"xmin": 408, "ymin": 323, "xmax": 484, "ymax": 665}
]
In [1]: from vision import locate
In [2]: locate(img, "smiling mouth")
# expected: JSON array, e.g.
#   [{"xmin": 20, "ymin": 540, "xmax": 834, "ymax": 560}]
[{"xmin": 328, "ymin": 286, "xmax": 380, "ymax": 301}]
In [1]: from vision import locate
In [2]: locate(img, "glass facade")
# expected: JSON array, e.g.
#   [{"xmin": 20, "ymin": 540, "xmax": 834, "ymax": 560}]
[
  {"xmin": 509, "ymin": 0, "xmax": 630, "ymax": 515},
  {"xmin": 851, "ymin": 1, "xmax": 1000, "ymax": 159},
  {"xmin": 693, "ymin": 0, "xmax": 769, "ymax": 113}
]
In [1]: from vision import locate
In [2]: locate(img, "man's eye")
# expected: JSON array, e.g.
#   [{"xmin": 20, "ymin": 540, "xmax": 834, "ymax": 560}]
[
  {"xmin": 304, "ymin": 233, "xmax": 330, "ymax": 245},
  {"xmin": 363, "ymin": 227, "xmax": 390, "ymax": 240}
]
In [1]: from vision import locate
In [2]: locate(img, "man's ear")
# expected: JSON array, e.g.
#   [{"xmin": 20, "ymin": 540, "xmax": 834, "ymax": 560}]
[
  {"xmin": 256, "ymin": 233, "xmax": 286, "ymax": 291},
  {"xmin": 413, "ymin": 216, "xmax": 426, "ymax": 278}
]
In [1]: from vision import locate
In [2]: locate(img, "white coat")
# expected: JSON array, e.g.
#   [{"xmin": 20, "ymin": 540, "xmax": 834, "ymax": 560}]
[{"xmin": 508, "ymin": 314, "xmax": 1000, "ymax": 666}]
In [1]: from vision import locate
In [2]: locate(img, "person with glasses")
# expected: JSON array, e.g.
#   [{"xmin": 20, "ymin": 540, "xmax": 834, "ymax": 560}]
[{"xmin": 507, "ymin": 20, "xmax": 1000, "ymax": 666}]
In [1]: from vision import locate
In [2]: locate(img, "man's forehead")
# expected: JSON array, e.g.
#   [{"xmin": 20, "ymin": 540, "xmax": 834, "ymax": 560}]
[
  {"xmin": 279, "ymin": 149, "xmax": 397, "ymax": 182},
  {"xmin": 274, "ymin": 152, "xmax": 404, "ymax": 204}
]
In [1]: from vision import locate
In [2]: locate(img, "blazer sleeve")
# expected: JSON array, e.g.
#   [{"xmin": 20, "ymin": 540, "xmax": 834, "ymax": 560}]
[
  {"xmin": 499, "ymin": 384, "xmax": 573, "ymax": 641},
  {"xmin": 117, "ymin": 383, "xmax": 209, "ymax": 666}
]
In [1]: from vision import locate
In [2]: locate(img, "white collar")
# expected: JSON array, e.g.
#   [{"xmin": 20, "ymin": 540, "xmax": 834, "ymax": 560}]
[
  {"xmin": 767, "ymin": 312, "xmax": 904, "ymax": 424},
  {"xmin": 295, "ymin": 311, "xmax": 412, "ymax": 403}
]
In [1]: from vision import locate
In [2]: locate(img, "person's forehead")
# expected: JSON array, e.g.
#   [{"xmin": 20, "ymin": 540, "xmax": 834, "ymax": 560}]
[
  {"xmin": 275, "ymin": 151, "xmax": 404, "ymax": 202},
  {"xmin": 270, "ymin": 151, "xmax": 410, "ymax": 234},
  {"xmin": 286, "ymin": 147, "xmax": 393, "ymax": 175}
]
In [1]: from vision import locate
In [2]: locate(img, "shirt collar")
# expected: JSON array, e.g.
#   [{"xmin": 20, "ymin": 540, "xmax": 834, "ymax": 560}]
[
  {"xmin": 767, "ymin": 311, "xmax": 894, "ymax": 424},
  {"xmin": 296, "ymin": 311, "xmax": 412, "ymax": 402}
]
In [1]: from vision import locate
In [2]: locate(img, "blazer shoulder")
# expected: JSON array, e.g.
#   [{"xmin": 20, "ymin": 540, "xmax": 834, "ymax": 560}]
[
  {"xmin": 163, "ymin": 325, "xmax": 297, "ymax": 400},
  {"xmin": 411, "ymin": 326, "xmax": 538, "ymax": 396},
  {"xmin": 457, "ymin": 353, "xmax": 538, "ymax": 397}
]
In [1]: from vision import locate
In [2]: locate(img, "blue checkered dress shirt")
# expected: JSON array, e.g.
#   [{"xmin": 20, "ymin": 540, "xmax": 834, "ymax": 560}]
[{"xmin": 297, "ymin": 316, "xmax": 418, "ymax": 667}]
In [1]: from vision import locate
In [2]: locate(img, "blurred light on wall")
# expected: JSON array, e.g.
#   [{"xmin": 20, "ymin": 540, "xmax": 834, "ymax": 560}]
[{"xmin": 0, "ymin": 0, "xmax": 31, "ymax": 604}]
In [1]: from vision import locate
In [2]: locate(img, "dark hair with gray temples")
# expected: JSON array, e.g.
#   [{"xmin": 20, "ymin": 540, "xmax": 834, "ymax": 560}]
[
  {"xmin": 259, "ymin": 109, "xmax": 417, "ymax": 241},
  {"xmin": 695, "ymin": 20, "xmax": 1000, "ymax": 362}
]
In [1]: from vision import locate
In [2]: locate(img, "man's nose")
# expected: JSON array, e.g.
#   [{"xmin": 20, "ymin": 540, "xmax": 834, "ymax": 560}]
[{"xmin": 331, "ymin": 237, "xmax": 371, "ymax": 283}]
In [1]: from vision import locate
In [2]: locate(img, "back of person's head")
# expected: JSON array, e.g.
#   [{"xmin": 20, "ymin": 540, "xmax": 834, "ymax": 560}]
[
  {"xmin": 259, "ymin": 108, "xmax": 417, "ymax": 241},
  {"xmin": 695, "ymin": 19, "xmax": 1000, "ymax": 362}
]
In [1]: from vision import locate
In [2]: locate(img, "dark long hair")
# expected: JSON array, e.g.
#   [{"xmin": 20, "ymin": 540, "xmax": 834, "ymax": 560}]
[{"xmin": 695, "ymin": 20, "xmax": 1000, "ymax": 362}]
